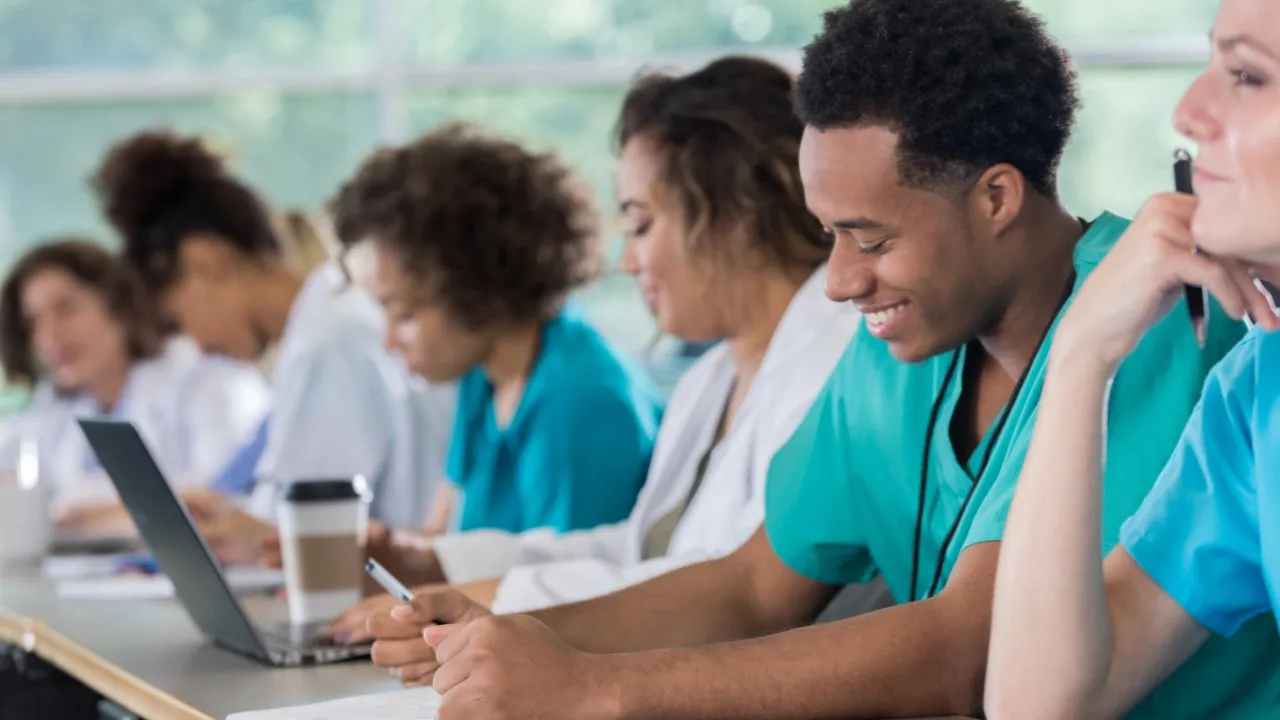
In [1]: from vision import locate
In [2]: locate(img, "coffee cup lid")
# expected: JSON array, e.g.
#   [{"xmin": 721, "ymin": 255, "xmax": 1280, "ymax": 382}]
[{"xmin": 279, "ymin": 477, "xmax": 370, "ymax": 503}]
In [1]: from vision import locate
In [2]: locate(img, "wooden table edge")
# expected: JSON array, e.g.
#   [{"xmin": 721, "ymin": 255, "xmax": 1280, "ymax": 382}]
[{"xmin": 0, "ymin": 607, "xmax": 215, "ymax": 720}]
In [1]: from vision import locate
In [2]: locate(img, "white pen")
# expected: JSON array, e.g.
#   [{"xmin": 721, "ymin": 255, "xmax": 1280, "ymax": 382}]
[{"xmin": 364, "ymin": 558, "xmax": 414, "ymax": 602}]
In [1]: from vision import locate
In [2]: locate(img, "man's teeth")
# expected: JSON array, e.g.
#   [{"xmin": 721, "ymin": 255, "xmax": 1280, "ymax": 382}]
[{"xmin": 867, "ymin": 304, "xmax": 905, "ymax": 326}]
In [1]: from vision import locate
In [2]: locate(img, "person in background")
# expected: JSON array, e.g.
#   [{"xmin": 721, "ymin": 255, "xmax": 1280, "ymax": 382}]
[
  {"xmin": 0, "ymin": 239, "xmax": 268, "ymax": 534},
  {"xmin": 348, "ymin": 1, "xmax": 1275, "ymax": 718},
  {"xmin": 987, "ymin": 1, "xmax": 1280, "ymax": 717},
  {"xmin": 206, "ymin": 208, "xmax": 337, "ymax": 499},
  {"xmin": 326, "ymin": 122, "xmax": 663, "ymax": 581},
  {"xmin": 329, "ymin": 57, "xmax": 859, "ymax": 654},
  {"xmin": 90, "ymin": 130, "xmax": 456, "ymax": 559}
]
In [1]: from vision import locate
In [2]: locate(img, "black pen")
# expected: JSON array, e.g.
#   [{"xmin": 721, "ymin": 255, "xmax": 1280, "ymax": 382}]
[{"xmin": 1174, "ymin": 149, "xmax": 1207, "ymax": 348}]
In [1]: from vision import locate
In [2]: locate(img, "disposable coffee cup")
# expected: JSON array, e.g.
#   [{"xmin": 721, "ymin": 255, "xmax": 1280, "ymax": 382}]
[
  {"xmin": 0, "ymin": 472, "xmax": 51, "ymax": 569},
  {"xmin": 0, "ymin": 437, "xmax": 51, "ymax": 569},
  {"xmin": 276, "ymin": 477, "xmax": 370, "ymax": 625}
]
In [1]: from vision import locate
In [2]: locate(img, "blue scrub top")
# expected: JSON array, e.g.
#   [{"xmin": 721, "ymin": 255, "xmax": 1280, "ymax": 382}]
[
  {"xmin": 1123, "ymin": 326, "xmax": 1280, "ymax": 638},
  {"xmin": 447, "ymin": 306, "xmax": 663, "ymax": 534},
  {"xmin": 211, "ymin": 415, "xmax": 271, "ymax": 495}
]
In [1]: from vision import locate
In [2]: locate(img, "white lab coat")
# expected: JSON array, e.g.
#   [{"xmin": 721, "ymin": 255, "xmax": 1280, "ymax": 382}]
[
  {"xmin": 0, "ymin": 336, "xmax": 270, "ymax": 506},
  {"xmin": 249, "ymin": 262, "xmax": 455, "ymax": 530},
  {"xmin": 431, "ymin": 266, "xmax": 859, "ymax": 613}
]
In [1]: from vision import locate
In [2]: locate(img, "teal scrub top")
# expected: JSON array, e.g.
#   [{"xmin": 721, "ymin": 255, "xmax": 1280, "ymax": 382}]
[
  {"xmin": 447, "ymin": 306, "xmax": 663, "ymax": 534},
  {"xmin": 1121, "ymin": 326, "xmax": 1280, "ymax": 716},
  {"xmin": 766, "ymin": 212, "xmax": 1278, "ymax": 718}
]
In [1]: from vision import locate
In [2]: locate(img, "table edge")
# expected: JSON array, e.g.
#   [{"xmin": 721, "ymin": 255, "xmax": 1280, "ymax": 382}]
[{"xmin": 0, "ymin": 608, "xmax": 215, "ymax": 720}]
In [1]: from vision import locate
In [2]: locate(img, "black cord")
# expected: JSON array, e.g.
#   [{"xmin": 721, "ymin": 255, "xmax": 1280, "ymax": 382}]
[
  {"xmin": 908, "ymin": 349, "xmax": 962, "ymax": 604},
  {"xmin": 910, "ymin": 270, "xmax": 1077, "ymax": 602}
]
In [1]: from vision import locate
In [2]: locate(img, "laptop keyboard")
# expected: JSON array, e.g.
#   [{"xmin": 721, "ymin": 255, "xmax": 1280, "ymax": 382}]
[{"xmin": 264, "ymin": 622, "xmax": 335, "ymax": 650}]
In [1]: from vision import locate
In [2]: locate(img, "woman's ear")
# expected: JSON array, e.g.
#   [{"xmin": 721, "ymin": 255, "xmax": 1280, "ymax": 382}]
[{"xmin": 177, "ymin": 235, "xmax": 237, "ymax": 284}]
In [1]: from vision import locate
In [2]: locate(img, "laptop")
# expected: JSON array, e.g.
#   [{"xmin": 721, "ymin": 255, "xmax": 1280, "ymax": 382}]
[{"xmin": 78, "ymin": 417, "xmax": 371, "ymax": 667}]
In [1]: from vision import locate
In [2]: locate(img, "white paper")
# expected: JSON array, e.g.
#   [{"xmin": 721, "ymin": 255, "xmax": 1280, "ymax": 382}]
[
  {"xmin": 44, "ymin": 553, "xmax": 132, "ymax": 580},
  {"xmin": 56, "ymin": 566, "xmax": 283, "ymax": 601},
  {"xmin": 227, "ymin": 687, "xmax": 441, "ymax": 720}
]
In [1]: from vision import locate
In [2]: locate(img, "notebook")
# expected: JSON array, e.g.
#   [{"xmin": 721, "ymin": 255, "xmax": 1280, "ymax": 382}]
[{"xmin": 226, "ymin": 687, "xmax": 441, "ymax": 720}]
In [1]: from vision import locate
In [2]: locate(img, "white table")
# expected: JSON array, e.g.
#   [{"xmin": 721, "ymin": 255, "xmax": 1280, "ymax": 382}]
[{"xmin": 0, "ymin": 573, "xmax": 399, "ymax": 719}]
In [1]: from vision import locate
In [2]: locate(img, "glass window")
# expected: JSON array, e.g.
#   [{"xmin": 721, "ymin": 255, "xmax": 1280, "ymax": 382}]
[
  {"xmin": 1061, "ymin": 67, "xmax": 1200, "ymax": 220},
  {"xmin": 0, "ymin": 92, "xmax": 379, "ymax": 254},
  {"xmin": 399, "ymin": 0, "xmax": 842, "ymax": 67},
  {"xmin": 0, "ymin": 0, "xmax": 372, "ymax": 71},
  {"xmin": 1024, "ymin": 0, "xmax": 1217, "ymax": 42}
]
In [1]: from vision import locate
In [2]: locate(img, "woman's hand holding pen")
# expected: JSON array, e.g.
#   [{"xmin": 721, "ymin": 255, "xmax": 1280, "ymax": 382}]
[{"xmin": 1056, "ymin": 192, "xmax": 1278, "ymax": 372}]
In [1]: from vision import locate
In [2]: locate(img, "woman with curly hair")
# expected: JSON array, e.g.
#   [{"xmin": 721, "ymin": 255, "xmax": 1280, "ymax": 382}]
[
  {"xmin": 90, "ymin": 130, "xmax": 456, "ymax": 558},
  {"xmin": 0, "ymin": 239, "xmax": 268, "ymax": 534},
  {"xmin": 327, "ymin": 122, "xmax": 663, "ymax": 581}
]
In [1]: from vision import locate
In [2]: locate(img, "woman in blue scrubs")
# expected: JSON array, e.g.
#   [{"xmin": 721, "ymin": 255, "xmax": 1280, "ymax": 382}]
[
  {"xmin": 987, "ymin": 1, "xmax": 1280, "ymax": 717},
  {"xmin": 329, "ymin": 123, "xmax": 662, "ymax": 576}
]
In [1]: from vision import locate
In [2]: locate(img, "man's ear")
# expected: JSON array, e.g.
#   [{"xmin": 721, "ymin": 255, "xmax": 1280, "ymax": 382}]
[{"xmin": 969, "ymin": 163, "xmax": 1026, "ymax": 238}]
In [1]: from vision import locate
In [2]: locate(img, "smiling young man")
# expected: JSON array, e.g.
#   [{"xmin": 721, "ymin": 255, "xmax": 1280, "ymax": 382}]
[{"xmin": 360, "ymin": 1, "xmax": 1274, "ymax": 717}]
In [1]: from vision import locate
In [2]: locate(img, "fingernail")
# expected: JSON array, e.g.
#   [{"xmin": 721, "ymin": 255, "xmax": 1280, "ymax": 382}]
[
  {"xmin": 390, "ymin": 605, "xmax": 413, "ymax": 620},
  {"xmin": 334, "ymin": 632, "xmax": 350, "ymax": 645}
]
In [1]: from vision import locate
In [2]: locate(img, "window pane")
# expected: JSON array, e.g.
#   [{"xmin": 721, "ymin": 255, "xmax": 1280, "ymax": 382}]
[
  {"xmin": 0, "ymin": 0, "xmax": 372, "ymax": 71},
  {"xmin": 400, "ymin": 0, "xmax": 843, "ymax": 66},
  {"xmin": 1023, "ymin": 0, "xmax": 1218, "ymax": 43},
  {"xmin": 399, "ymin": 0, "xmax": 1217, "ymax": 67},
  {"xmin": 0, "ymin": 92, "xmax": 379, "ymax": 259},
  {"xmin": 1060, "ymin": 67, "xmax": 1198, "ymax": 220}
]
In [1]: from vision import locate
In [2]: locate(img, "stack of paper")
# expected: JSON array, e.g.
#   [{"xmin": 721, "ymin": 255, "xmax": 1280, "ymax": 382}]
[
  {"xmin": 56, "ymin": 566, "xmax": 283, "ymax": 600},
  {"xmin": 227, "ymin": 687, "xmax": 441, "ymax": 720}
]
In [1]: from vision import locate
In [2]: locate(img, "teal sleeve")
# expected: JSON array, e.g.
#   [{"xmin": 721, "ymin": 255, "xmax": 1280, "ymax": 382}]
[
  {"xmin": 764, "ymin": 368, "xmax": 876, "ymax": 587},
  {"xmin": 445, "ymin": 371, "xmax": 481, "ymax": 486},
  {"xmin": 514, "ymin": 387, "xmax": 659, "ymax": 532},
  {"xmin": 1121, "ymin": 334, "xmax": 1267, "ymax": 637}
]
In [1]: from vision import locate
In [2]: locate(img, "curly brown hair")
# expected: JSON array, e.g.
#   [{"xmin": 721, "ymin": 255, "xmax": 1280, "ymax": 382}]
[
  {"xmin": 0, "ymin": 239, "xmax": 164, "ymax": 387},
  {"xmin": 90, "ymin": 129, "xmax": 282, "ymax": 292},
  {"xmin": 329, "ymin": 122, "xmax": 602, "ymax": 329},
  {"xmin": 615, "ymin": 56, "xmax": 830, "ymax": 275}
]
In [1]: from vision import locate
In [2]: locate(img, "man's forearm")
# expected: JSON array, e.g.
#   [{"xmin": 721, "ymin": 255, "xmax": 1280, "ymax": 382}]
[
  {"xmin": 591, "ymin": 596, "xmax": 989, "ymax": 719},
  {"xmin": 529, "ymin": 556, "xmax": 789, "ymax": 654}
]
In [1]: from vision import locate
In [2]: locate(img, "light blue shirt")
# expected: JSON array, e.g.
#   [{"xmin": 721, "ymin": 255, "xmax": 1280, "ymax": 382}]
[
  {"xmin": 249, "ymin": 263, "xmax": 456, "ymax": 530},
  {"xmin": 447, "ymin": 306, "xmax": 663, "ymax": 534},
  {"xmin": 1123, "ymin": 327, "xmax": 1280, "ymax": 638}
]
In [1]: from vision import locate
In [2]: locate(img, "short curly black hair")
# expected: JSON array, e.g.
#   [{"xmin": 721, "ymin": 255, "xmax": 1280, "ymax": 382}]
[
  {"xmin": 329, "ymin": 123, "xmax": 601, "ymax": 330},
  {"xmin": 91, "ymin": 129, "xmax": 282, "ymax": 293},
  {"xmin": 794, "ymin": 0, "xmax": 1079, "ymax": 197}
]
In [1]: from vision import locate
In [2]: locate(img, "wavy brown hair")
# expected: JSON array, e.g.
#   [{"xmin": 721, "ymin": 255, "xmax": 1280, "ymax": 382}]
[
  {"xmin": 0, "ymin": 239, "xmax": 163, "ymax": 387},
  {"xmin": 329, "ymin": 122, "xmax": 601, "ymax": 329},
  {"xmin": 615, "ymin": 55, "xmax": 831, "ymax": 276}
]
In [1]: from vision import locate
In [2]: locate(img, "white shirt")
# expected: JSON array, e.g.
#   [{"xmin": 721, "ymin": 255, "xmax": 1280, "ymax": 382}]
[
  {"xmin": 431, "ymin": 266, "xmax": 860, "ymax": 613},
  {"xmin": 249, "ymin": 262, "xmax": 455, "ymax": 530},
  {"xmin": 0, "ymin": 336, "xmax": 270, "ymax": 506}
]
